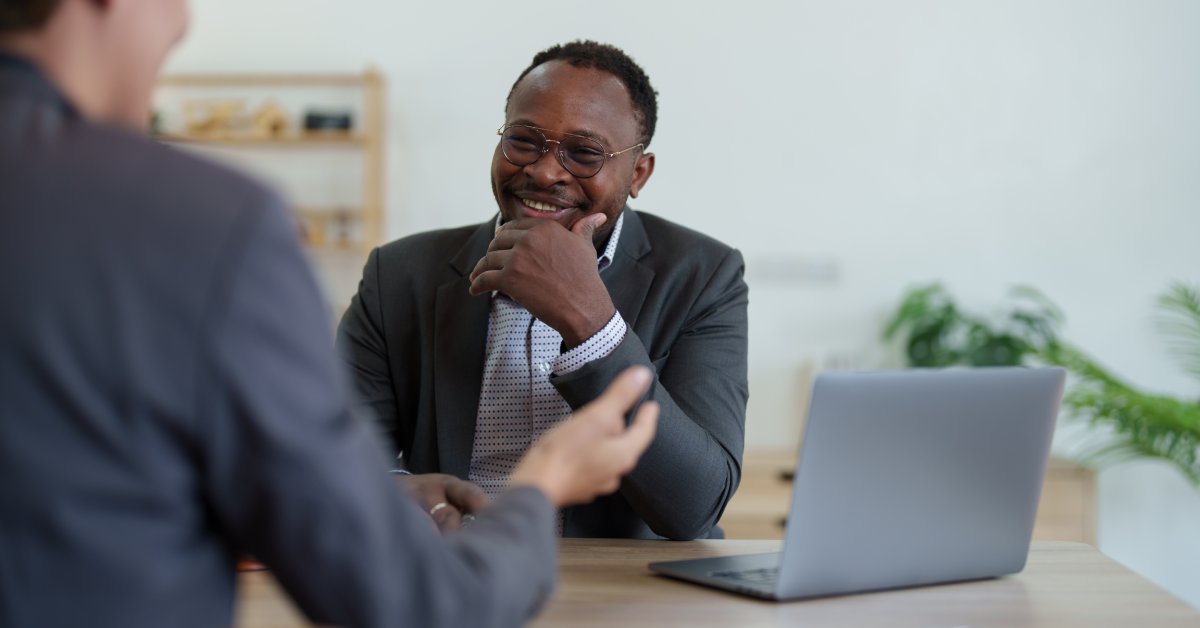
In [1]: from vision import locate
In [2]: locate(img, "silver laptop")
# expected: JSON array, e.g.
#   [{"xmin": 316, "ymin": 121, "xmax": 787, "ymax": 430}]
[{"xmin": 649, "ymin": 367, "xmax": 1066, "ymax": 600}]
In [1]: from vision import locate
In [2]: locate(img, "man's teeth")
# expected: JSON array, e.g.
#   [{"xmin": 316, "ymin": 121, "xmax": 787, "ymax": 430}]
[{"xmin": 524, "ymin": 199, "xmax": 563, "ymax": 213}]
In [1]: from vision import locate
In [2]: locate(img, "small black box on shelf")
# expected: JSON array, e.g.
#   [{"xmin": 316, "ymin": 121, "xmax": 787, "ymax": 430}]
[{"xmin": 303, "ymin": 110, "xmax": 354, "ymax": 133}]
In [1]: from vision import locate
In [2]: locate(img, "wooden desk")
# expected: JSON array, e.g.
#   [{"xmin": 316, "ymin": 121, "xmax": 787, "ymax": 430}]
[{"xmin": 237, "ymin": 539, "xmax": 1197, "ymax": 627}]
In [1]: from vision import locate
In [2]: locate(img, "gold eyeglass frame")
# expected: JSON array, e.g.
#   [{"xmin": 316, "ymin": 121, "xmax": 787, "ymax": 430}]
[{"xmin": 496, "ymin": 123, "xmax": 644, "ymax": 179}]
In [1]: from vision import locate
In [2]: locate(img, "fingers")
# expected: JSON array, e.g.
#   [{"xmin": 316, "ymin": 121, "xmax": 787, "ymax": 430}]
[
  {"xmin": 586, "ymin": 365, "xmax": 654, "ymax": 419},
  {"xmin": 468, "ymin": 249, "xmax": 514, "ymax": 295},
  {"xmin": 618, "ymin": 400, "xmax": 660, "ymax": 462},
  {"xmin": 469, "ymin": 270, "xmax": 502, "ymax": 297},
  {"xmin": 394, "ymin": 474, "xmax": 483, "ymax": 534},
  {"xmin": 430, "ymin": 503, "xmax": 464, "ymax": 533},
  {"xmin": 469, "ymin": 249, "xmax": 513, "ymax": 283},
  {"xmin": 570, "ymin": 213, "xmax": 607, "ymax": 240},
  {"xmin": 486, "ymin": 229, "xmax": 523, "ymax": 253},
  {"xmin": 592, "ymin": 400, "xmax": 659, "ymax": 486},
  {"xmin": 444, "ymin": 478, "xmax": 489, "ymax": 514}
]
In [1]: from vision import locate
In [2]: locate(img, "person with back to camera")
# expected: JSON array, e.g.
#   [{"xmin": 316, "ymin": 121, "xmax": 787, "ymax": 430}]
[{"xmin": 0, "ymin": 1, "xmax": 658, "ymax": 626}]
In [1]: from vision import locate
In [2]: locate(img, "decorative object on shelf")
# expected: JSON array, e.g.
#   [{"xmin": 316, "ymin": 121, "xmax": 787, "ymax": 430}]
[
  {"xmin": 333, "ymin": 207, "xmax": 353, "ymax": 246},
  {"xmin": 294, "ymin": 206, "xmax": 361, "ymax": 250},
  {"xmin": 183, "ymin": 99, "xmax": 246, "ymax": 138},
  {"xmin": 303, "ymin": 109, "xmax": 354, "ymax": 135},
  {"xmin": 884, "ymin": 282, "xmax": 1200, "ymax": 486},
  {"xmin": 250, "ymin": 100, "xmax": 290, "ymax": 139}
]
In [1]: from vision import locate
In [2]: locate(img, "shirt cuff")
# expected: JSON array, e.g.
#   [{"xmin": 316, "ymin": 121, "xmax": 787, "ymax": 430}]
[{"xmin": 554, "ymin": 312, "xmax": 627, "ymax": 375}]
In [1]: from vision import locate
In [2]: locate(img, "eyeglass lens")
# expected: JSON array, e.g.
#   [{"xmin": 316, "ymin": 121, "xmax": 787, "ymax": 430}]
[{"xmin": 499, "ymin": 125, "xmax": 608, "ymax": 178}]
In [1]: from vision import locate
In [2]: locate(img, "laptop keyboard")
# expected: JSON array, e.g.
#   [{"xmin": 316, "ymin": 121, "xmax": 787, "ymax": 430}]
[{"xmin": 711, "ymin": 566, "xmax": 780, "ymax": 586}]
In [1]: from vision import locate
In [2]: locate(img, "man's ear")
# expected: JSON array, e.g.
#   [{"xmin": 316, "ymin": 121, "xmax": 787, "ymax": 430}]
[{"xmin": 628, "ymin": 152, "xmax": 655, "ymax": 199}]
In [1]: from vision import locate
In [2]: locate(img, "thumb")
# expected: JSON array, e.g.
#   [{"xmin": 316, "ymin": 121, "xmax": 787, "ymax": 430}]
[
  {"xmin": 589, "ymin": 366, "xmax": 653, "ymax": 419},
  {"xmin": 571, "ymin": 212, "xmax": 607, "ymax": 239},
  {"xmin": 619, "ymin": 400, "xmax": 659, "ymax": 457}
]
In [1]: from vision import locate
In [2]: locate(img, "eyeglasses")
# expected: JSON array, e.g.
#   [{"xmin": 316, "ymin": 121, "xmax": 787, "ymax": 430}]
[{"xmin": 496, "ymin": 123, "xmax": 644, "ymax": 179}]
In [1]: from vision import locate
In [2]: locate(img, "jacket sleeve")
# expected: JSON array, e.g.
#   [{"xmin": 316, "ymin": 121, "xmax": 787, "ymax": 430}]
[
  {"xmin": 551, "ymin": 248, "xmax": 749, "ymax": 540},
  {"xmin": 196, "ymin": 194, "xmax": 555, "ymax": 628}
]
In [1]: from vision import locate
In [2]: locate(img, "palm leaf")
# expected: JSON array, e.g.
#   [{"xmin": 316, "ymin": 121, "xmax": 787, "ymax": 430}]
[
  {"xmin": 1156, "ymin": 282, "xmax": 1200, "ymax": 382},
  {"xmin": 1041, "ymin": 342, "xmax": 1200, "ymax": 487}
]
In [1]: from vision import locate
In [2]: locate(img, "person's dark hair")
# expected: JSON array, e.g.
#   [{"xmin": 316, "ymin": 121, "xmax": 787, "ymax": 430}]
[
  {"xmin": 0, "ymin": 0, "xmax": 63, "ymax": 34},
  {"xmin": 507, "ymin": 40, "xmax": 659, "ymax": 148}
]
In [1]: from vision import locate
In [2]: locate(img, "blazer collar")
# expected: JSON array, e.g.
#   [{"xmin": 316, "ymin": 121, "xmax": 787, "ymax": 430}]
[
  {"xmin": 0, "ymin": 50, "xmax": 80, "ymax": 119},
  {"xmin": 605, "ymin": 208, "xmax": 655, "ymax": 328},
  {"xmin": 449, "ymin": 218, "xmax": 498, "ymax": 277},
  {"xmin": 611, "ymin": 206, "xmax": 651, "ymax": 263}
]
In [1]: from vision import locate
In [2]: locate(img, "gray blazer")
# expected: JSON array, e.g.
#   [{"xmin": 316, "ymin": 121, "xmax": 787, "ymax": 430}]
[
  {"xmin": 0, "ymin": 53, "xmax": 555, "ymax": 628},
  {"xmin": 337, "ymin": 209, "xmax": 750, "ymax": 540}
]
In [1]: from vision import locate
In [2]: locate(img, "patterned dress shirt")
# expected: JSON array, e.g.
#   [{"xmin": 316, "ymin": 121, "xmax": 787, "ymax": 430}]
[{"xmin": 468, "ymin": 213, "xmax": 628, "ymax": 531}]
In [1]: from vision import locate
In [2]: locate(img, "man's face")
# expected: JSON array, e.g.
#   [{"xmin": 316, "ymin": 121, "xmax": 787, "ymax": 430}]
[{"xmin": 491, "ymin": 60, "xmax": 654, "ymax": 247}]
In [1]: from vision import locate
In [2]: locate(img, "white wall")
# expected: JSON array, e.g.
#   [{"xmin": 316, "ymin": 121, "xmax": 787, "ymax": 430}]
[{"xmin": 166, "ymin": 0, "xmax": 1200, "ymax": 608}]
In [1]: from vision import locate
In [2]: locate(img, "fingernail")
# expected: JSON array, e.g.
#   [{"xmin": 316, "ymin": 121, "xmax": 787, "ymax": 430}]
[{"xmin": 630, "ymin": 365, "xmax": 652, "ymax": 384}]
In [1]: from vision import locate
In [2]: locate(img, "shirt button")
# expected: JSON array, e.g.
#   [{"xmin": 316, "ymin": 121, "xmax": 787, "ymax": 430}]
[{"xmin": 539, "ymin": 362, "xmax": 551, "ymax": 373}]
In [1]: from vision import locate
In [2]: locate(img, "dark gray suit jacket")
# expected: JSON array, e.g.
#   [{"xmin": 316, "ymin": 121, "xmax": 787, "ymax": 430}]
[
  {"xmin": 337, "ymin": 209, "xmax": 750, "ymax": 540},
  {"xmin": 0, "ymin": 53, "xmax": 555, "ymax": 628}
]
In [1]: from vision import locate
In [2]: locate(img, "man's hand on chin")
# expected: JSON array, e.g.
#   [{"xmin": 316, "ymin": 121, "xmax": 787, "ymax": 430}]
[{"xmin": 468, "ymin": 213, "xmax": 616, "ymax": 348}]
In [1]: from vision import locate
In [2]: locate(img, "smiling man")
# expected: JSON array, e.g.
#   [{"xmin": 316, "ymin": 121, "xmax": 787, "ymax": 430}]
[{"xmin": 338, "ymin": 41, "xmax": 749, "ymax": 539}]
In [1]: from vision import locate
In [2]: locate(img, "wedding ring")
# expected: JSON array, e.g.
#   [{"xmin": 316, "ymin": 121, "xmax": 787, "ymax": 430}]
[{"xmin": 428, "ymin": 502, "xmax": 449, "ymax": 516}]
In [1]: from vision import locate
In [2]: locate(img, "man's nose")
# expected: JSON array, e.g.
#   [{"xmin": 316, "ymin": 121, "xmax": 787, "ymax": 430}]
[{"xmin": 522, "ymin": 140, "xmax": 574, "ymax": 186}]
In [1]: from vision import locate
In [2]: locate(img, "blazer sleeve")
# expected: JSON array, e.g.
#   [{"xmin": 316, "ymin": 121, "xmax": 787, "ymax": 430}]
[
  {"xmin": 195, "ymin": 194, "xmax": 555, "ymax": 628},
  {"xmin": 551, "ymin": 247, "xmax": 749, "ymax": 540}
]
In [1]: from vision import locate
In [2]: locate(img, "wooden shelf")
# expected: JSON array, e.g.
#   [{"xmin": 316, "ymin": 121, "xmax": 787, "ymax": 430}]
[
  {"xmin": 157, "ymin": 133, "xmax": 366, "ymax": 147},
  {"xmin": 158, "ymin": 73, "xmax": 372, "ymax": 88}
]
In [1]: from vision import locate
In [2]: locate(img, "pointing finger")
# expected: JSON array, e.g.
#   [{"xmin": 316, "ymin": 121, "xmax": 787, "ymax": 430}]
[{"xmin": 588, "ymin": 366, "xmax": 653, "ymax": 419}]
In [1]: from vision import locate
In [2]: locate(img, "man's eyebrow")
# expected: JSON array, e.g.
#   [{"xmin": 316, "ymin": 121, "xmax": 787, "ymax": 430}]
[
  {"xmin": 565, "ymin": 128, "xmax": 606, "ymax": 142},
  {"xmin": 508, "ymin": 119, "xmax": 612, "ymax": 146}
]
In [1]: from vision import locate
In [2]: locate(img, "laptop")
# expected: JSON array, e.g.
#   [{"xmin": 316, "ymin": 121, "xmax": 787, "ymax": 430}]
[{"xmin": 649, "ymin": 367, "xmax": 1066, "ymax": 601}]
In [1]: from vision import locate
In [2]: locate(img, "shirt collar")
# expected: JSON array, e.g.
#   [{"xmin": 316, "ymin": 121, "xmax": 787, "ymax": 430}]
[{"xmin": 596, "ymin": 211, "xmax": 624, "ymax": 273}]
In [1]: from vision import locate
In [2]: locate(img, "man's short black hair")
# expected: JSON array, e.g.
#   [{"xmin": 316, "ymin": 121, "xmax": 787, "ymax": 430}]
[
  {"xmin": 507, "ymin": 40, "xmax": 659, "ymax": 148},
  {"xmin": 0, "ymin": 0, "xmax": 62, "ymax": 34}
]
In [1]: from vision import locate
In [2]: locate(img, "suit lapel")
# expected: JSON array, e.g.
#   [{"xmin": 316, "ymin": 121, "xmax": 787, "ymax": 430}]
[
  {"xmin": 605, "ymin": 209, "xmax": 655, "ymax": 328},
  {"xmin": 433, "ymin": 220, "xmax": 495, "ymax": 479}
]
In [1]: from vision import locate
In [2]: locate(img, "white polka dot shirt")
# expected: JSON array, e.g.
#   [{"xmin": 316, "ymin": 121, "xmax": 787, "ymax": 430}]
[{"xmin": 468, "ymin": 213, "xmax": 628, "ymax": 532}]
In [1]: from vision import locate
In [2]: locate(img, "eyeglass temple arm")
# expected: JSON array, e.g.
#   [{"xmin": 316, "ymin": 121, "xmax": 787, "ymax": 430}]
[{"xmin": 606, "ymin": 144, "xmax": 645, "ymax": 158}]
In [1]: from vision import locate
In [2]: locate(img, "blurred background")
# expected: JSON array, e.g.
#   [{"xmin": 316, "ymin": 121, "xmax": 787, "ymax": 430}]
[{"xmin": 161, "ymin": 0, "xmax": 1200, "ymax": 608}]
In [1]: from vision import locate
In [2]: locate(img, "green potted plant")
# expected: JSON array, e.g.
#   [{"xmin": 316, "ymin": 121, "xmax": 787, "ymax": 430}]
[{"xmin": 884, "ymin": 282, "xmax": 1200, "ymax": 486}]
